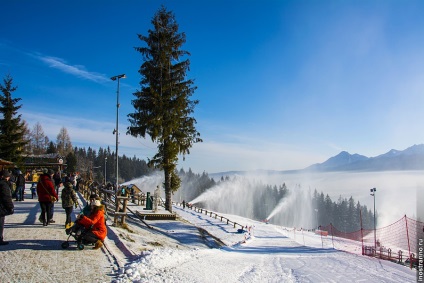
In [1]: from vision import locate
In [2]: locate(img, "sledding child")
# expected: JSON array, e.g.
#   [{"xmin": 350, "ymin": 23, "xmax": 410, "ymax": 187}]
[{"xmin": 61, "ymin": 182, "xmax": 78, "ymax": 229}]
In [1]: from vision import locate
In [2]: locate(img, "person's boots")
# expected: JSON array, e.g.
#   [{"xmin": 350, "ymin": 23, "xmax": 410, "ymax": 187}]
[
  {"xmin": 65, "ymin": 222, "xmax": 74, "ymax": 230},
  {"xmin": 93, "ymin": 240, "xmax": 103, "ymax": 250}
]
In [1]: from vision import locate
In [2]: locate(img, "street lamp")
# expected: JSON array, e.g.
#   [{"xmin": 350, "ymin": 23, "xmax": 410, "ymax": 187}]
[
  {"xmin": 370, "ymin": 188, "xmax": 377, "ymax": 251},
  {"xmin": 314, "ymin": 208, "xmax": 319, "ymax": 230},
  {"xmin": 104, "ymin": 157, "xmax": 107, "ymax": 185},
  {"xmin": 111, "ymin": 74, "xmax": 126, "ymax": 192}
]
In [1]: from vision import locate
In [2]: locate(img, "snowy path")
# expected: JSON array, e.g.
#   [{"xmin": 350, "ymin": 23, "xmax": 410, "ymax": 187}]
[
  {"xmin": 0, "ymin": 188, "xmax": 116, "ymax": 283},
  {"xmin": 117, "ymin": 205, "xmax": 417, "ymax": 283}
]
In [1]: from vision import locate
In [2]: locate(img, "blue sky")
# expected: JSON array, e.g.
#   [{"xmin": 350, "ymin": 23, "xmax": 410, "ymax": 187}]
[{"xmin": 1, "ymin": 0, "xmax": 423, "ymax": 173}]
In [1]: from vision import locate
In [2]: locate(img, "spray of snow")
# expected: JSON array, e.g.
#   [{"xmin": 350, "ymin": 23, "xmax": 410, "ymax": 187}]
[
  {"xmin": 266, "ymin": 186, "xmax": 315, "ymax": 229},
  {"xmin": 189, "ymin": 174, "xmax": 315, "ymax": 229},
  {"xmin": 121, "ymin": 172, "xmax": 164, "ymax": 195},
  {"xmin": 189, "ymin": 175, "xmax": 260, "ymax": 220}
]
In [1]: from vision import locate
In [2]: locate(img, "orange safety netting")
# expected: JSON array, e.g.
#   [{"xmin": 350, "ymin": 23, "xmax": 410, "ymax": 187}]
[{"xmin": 320, "ymin": 215, "xmax": 423, "ymax": 266}]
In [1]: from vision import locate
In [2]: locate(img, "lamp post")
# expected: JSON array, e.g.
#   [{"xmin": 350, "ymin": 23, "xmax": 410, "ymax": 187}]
[
  {"xmin": 104, "ymin": 157, "xmax": 107, "ymax": 185},
  {"xmin": 370, "ymin": 188, "xmax": 377, "ymax": 251},
  {"xmin": 314, "ymin": 208, "xmax": 318, "ymax": 230},
  {"xmin": 111, "ymin": 74, "xmax": 126, "ymax": 192}
]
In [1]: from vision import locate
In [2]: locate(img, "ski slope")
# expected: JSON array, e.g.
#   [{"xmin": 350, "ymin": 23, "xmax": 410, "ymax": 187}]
[{"xmin": 114, "ymin": 205, "xmax": 417, "ymax": 283}]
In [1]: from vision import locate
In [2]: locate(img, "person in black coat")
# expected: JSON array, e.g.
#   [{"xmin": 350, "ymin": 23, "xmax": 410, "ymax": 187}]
[
  {"xmin": 0, "ymin": 169, "xmax": 14, "ymax": 245},
  {"xmin": 14, "ymin": 170, "xmax": 25, "ymax": 201}
]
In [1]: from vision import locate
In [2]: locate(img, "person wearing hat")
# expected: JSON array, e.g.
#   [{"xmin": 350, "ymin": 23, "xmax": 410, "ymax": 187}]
[
  {"xmin": 36, "ymin": 168, "xmax": 58, "ymax": 226},
  {"xmin": 0, "ymin": 170, "xmax": 14, "ymax": 245},
  {"xmin": 61, "ymin": 182, "xmax": 78, "ymax": 229},
  {"xmin": 66, "ymin": 194, "xmax": 100, "ymax": 235},
  {"xmin": 77, "ymin": 198, "xmax": 107, "ymax": 250},
  {"xmin": 80, "ymin": 193, "xmax": 98, "ymax": 217}
]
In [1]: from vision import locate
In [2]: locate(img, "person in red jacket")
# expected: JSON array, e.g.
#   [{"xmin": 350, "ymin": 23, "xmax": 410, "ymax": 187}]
[
  {"xmin": 36, "ymin": 169, "xmax": 58, "ymax": 226},
  {"xmin": 77, "ymin": 198, "xmax": 107, "ymax": 250}
]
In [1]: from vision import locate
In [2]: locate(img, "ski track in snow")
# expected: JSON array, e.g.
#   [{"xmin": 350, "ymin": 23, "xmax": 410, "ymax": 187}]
[{"xmin": 114, "ymin": 205, "xmax": 417, "ymax": 283}]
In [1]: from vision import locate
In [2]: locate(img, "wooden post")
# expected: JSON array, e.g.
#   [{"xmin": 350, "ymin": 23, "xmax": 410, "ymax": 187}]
[
  {"xmin": 114, "ymin": 196, "xmax": 129, "ymax": 225},
  {"xmin": 121, "ymin": 196, "xmax": 128, "ymax": 225},
  {"xmin": 114, "ymin": 193, "xmax": 120, "ymax": 225}
]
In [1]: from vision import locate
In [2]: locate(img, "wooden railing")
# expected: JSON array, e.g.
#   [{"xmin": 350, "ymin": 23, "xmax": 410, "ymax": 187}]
[{"xmin": 175, "ymin": 202, "xmax": 245, "ymax": 230}]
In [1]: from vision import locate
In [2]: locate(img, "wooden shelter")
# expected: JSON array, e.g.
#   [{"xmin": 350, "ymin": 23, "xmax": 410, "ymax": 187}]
[
  {"xmin": 0, "ymin": 158, "xmax": 14, "ymax": 170},
  {"xmin": 22, "ymin": 153, "xmax": 66, "ymax": 182},
  {"xmin": 23, "ymin": 153, "xmax": 66, "ymax": 171}
]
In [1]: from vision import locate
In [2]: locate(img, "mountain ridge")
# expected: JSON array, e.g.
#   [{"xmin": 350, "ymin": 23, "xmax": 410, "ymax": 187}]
[
  {"xmin": 305, "ymin": 144, "xmax": 424, "ymax": 172},
  {"xmin": 210, "ymin": 144, "xmax": 424, "ymax": 177}
]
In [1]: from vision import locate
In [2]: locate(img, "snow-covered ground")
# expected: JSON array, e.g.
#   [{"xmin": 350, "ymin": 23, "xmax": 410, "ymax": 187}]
[
  {"xmin": 5, "ymin": 184, "xmax": 417, "ymax": 282},
  {"xmin": 113, "ymin": 204, "xmax": 417, "ymax": 283}
]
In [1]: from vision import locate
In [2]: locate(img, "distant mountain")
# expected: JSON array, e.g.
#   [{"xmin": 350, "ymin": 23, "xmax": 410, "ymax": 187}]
[
  {"xmin": 209, "ymin": 144, "xmax": 424, "ymax": 179},
  {"xmin": 305, "ymin": 144, "xmax": 424, "ymax": 172}
]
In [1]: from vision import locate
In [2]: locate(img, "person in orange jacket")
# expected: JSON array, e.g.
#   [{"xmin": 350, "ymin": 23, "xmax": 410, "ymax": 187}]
[{"xmin": 77, "ymin": 198, "xmax": 107, "ymax": 250}]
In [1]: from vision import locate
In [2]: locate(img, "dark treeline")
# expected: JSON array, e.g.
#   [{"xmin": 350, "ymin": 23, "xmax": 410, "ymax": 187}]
[
  {"xmin": 313, "ymin": 190, "xmax": 376, "ymax": 232},
  {"xmin": 177, "ymin": 168, "xmax": 217, "ymax": 202},
  {"xmin": 172, "ymin": 172, "xmax": 375, "ymax": 232},
  {"xmin": 73, "ymin": 146, "xmax": 154, "ymax": 184},
  {"xmin": 254, "ymin": 183, "xmax": 289, "ymax": 221}
]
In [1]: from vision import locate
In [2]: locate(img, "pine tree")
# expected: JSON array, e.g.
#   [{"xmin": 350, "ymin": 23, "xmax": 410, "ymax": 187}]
[
  {"xmin": 46, "ymin": 141, "xmax": 57, "ymax": 154},
  {"xmin": 128, "ymin": 7, "xmax": 202, "ymax": 212},
  {"xmin": 66, "ymin": 151, "xmax": 77, "ymax": 173},
  {"xmin": 0, "ymin": 74, "xmax": 28, "ymax": 163}
]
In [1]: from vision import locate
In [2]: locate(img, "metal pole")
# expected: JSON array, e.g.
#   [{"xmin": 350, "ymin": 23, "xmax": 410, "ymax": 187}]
[
  {"xmin": 111, "ymin": 74, "xmax": 126, "ymax": 193},
  {"xmin": 116, "ymin": 78, "xmax": 119, "ymax": 192},
  {"xmin": 315, "ymin": 208, "xmax": 318, "ymax": 230},
  {"xmin": 104, "ymin": 157, "xmax": 107, "ymax": 185},
  {"xmin": 370, "ymin": 187, "xmax": 377, "ymax": 251},
  {"xmin": 374, "ymin": 190, "xmax": 376, "ymax": 250}
]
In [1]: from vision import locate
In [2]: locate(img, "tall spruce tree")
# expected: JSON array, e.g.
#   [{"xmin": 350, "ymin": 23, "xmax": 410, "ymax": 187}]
[
  {"xmin": 128, "ymin": 7, "xmax": 202, "ymax": 212},
  {"xmin": 0, "ymin": 74, "xmax": 27, "ymax": 163},
  {"xmin": 46, "ymin": 141, "xmax": 57, "ymax": 154}
]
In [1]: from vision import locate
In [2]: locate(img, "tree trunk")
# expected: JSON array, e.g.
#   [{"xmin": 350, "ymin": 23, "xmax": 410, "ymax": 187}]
[{"xmin": 164, "ymin": 168, "xmax": 172, "ymax": 213}]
